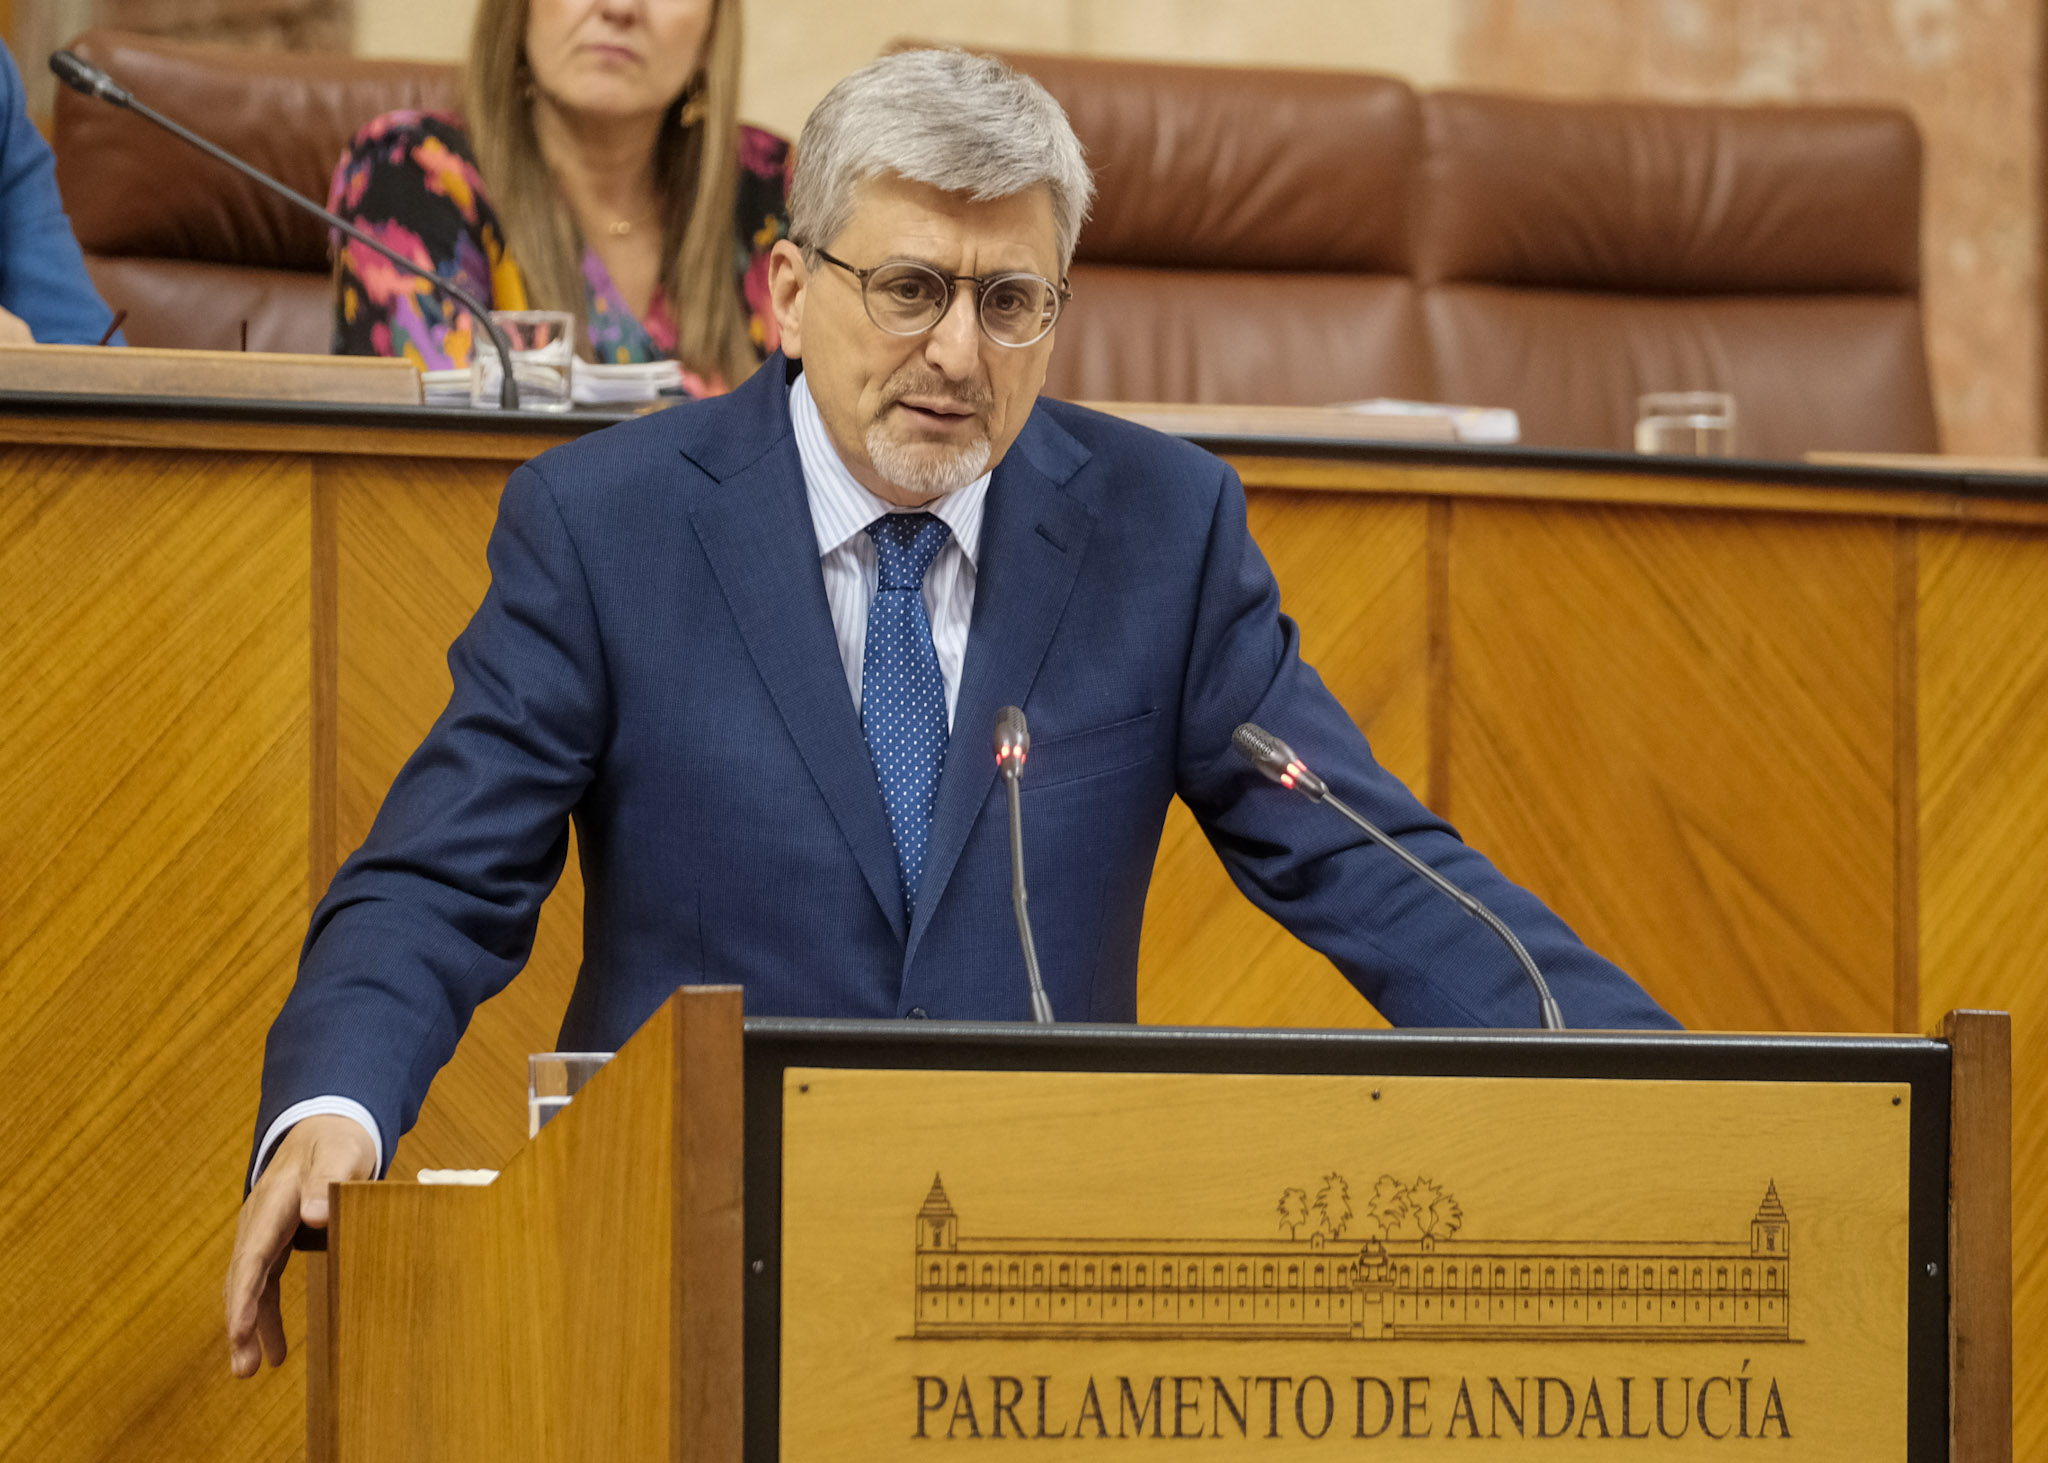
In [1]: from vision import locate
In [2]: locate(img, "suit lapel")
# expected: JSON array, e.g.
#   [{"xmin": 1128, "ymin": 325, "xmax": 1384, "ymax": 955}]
[
  {"xmin": 906, "ymin": 411, "xmax": 1095, "ymax": 963},
  {"xmin": 684, "ymin": 368, "xmax": 907, "ymax": 942}
]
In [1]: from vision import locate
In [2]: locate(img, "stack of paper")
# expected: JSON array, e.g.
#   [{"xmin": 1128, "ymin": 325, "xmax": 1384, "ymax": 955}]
[
  {"xmin": 1331, "ymin": 398, "xmax": 1521, "ymax": 444},
  {"xmin": 572, "ymin": 359, "xmax": 684, "ymax": 405},
  {"xmin": 419, "ymin": 359, "xmax": 687, "ymax": 409}
]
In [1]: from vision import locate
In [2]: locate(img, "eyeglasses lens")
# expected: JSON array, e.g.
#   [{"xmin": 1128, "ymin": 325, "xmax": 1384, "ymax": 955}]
[
  {"xmin": 860, "ymin": 262, "xmax": 1060, "ymax": 346},
  {"xmin": 864, "ymin": 263, "xmax": 951, "ymax": 333}
]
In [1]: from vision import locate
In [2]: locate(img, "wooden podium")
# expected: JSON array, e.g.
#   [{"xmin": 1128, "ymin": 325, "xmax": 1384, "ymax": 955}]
[{"xmin": 306, "ymin": 989, "xmax": 2009, "ymax": 1463}]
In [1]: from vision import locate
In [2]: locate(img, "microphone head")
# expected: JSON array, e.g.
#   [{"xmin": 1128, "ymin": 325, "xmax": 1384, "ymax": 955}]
[
  {"xmin": 49, "ymin": 51, "xmax": 130, "ymax": 107},
  {"xmin": 994, "ymin": 705, "xmax": 1030, "ymax": 771},
  {"xmin": 1231, "ymin": 723, "xmax": 1328, "ymax": 800}
]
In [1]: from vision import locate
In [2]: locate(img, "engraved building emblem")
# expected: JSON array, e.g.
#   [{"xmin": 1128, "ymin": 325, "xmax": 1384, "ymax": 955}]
[{"xmin": 913, "ymin": 1174, "xmax": 1793, "ymax": 1342}]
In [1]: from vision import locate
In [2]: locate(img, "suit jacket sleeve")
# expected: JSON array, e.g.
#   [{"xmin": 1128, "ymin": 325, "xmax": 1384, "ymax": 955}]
[
  {"xmin": 0, "ymin": 43, "xmax": 121, "ymax": 345},
  {"xmin": 1174, "ymin": 459, "xmax": 1678, "ymax": 1030},
  {"xmin": 252, "ymin": 462, "xmax": 608, "ymax": 1173}
]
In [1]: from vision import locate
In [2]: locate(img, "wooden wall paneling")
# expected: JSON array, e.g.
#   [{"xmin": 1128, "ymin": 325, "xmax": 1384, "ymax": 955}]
[
  {"xmin": 326, "ymin": 455, "xmax": 585, "ymax": 1180},
  {"xmin": 1894, "ymin": 524, "xmax": 1921, "ymax": 1032},
  {"xmin": 1441, "ymin": 500, "xmax": 1899, "ymax": 1032},
  {"xmin": 1917, "ymin": 521, "xmax": 2048, "ymax": 1461},
  {"xmin": 1135, "ymin": 490, "xmax": 1429, "ymax": 1029},
  {"xmin": 0, "ymin": 445, "xmax": 312, "ymax": 1462}
]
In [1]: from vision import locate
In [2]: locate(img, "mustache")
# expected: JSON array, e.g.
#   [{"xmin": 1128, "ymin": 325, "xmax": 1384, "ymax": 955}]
[{"xmin": 882, "ymin": 370, "xmax": 994, "ymax": 414}]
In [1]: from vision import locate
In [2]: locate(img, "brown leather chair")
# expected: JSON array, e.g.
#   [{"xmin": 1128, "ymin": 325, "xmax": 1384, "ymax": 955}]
[
  {"xmin": 52, "ymin": 31, "xmax": 1938, "ymax": 456},
  {"xmin": 53, "ymin": 29, "xmax": 457, "ymax": 354},
  {"xmin": 1008, "ymin": 51, "xmax": 1433, "ymax": 409},
  {"xmin": 1411, "ymin": 90, "xmax": 1937, "ymax": 458},
  {"xmin": 999, "ymin": 49, "xmax": 1938, "ymax": 456}
]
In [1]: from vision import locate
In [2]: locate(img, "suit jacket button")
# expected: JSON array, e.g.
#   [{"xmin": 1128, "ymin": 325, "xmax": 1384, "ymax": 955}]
[{"xmin": 907, "ymin": 1007, "xmax": 928, "ymax": 1019}]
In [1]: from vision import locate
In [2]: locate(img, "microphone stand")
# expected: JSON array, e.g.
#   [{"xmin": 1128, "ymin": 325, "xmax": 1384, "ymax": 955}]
[
  {"xmin": 49, "ymin": 50, "xmax": 521, "ymax": 410},
  {"xmin": 1233, "ymin": 723, "xmax": 1566, "ymax": 1031},
  {"xmin": 994, "ymin": 706, "xmax": 1054, "ymax": 1024},
  {"xmin": 1002, "ymin": 765, "xmax": 1055, "ymax": 1025}
]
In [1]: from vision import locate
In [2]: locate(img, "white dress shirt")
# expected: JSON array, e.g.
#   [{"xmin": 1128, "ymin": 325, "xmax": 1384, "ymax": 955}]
[
  {"xmin": 253, "ymin": 371, "xmax": 992, "ymax": 1185},
  {"xmin": 793, "ymin": 370, "xmax": 987, "ymax": 726}
]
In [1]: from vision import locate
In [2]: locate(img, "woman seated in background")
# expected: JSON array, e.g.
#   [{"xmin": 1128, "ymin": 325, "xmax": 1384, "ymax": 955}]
[{"xmin": 330, "ymin": 0, "xmax": 785, "ymax": 395}]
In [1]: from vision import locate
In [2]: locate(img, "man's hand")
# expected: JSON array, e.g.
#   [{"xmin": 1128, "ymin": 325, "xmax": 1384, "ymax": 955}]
[
  {"xmin": 224, "ymin": 1113, "xmax": 376, "ymax": 1377},
  {"xmin": 0, "ymin": 306, "xmax": 34, "ymax": 346}
]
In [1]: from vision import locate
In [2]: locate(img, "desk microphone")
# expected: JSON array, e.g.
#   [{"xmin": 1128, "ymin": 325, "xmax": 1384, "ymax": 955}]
[
  {"xmin": 995, "ymin": 706, "xmax": 1054, "ymax": 1024},
  {"xmin": 1231, "ymin": 723, "xmax": 1566, "ymax": 1030},
  {"xmin": 48, "ymin": 49, "xmax": 521, "ymax": 409}
]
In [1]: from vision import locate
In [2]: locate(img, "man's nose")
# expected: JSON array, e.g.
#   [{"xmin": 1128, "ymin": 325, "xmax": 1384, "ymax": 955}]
[{"xmin": 922, "ymin": 286, "xmax": 982, "ymax": 379}]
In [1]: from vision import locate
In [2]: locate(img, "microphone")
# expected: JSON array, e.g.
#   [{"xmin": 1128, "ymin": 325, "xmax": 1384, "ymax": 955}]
[
  {"xmin": 994, "ymin": 706, "xmax": 1054, "ymax": 1024},
  {"xmin": 49, "ymin": 49, "xmax": 521, "ymax": 409},
  {"xmin": 1231, "ymin": 723, "xmax": 1566, "ymax": 1030}
]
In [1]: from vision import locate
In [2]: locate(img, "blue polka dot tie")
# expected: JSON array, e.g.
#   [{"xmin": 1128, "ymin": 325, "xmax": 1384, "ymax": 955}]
[{"xmin": 862, "ymin": 512, "xmax": 952, "ymax": 920}]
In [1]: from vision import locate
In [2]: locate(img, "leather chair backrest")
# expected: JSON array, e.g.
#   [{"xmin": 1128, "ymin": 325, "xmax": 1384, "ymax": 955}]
[
  {"xmin": 1413, "ymin": 91, "xmax": 1937, "ymax": 457},
  {"xmin": 1003, "ymin": 50, "xmax": 1431, "ymax": 406},
  {"xmin": 54, "ymin": 29, "xmax": 458, "ymax": 353}
]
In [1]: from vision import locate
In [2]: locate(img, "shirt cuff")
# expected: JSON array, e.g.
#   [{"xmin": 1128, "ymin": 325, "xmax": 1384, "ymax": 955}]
[{"xmin": 250, "ymin": 1097, "xmax": 384, "ymax": 1189}]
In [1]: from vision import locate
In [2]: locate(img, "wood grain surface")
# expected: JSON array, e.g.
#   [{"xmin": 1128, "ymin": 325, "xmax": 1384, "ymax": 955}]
[
  {"xmin": 323, "ymin": 985, "xmax": 742, "ymax": 1463},
  {"xmin": 782, "ymin": 1065, "xmax": 1913, "ymax": 1460},
  {"xmin": 1918, "ymin": 523, "xmax": 2048, "ymax": 1461},
  {"xmin": 0, "ymin": 446, "xmax": 313, "ymax": 1460},
  {"xmin": 0, "ymin": 345, "xmax": 423, "ymax": 406},
  {"xmin": 1441, "ymin": 500, "xmax": 1898, "ymax": 1033},
  {"xmin": 1941, "ymin": 1010, "xmax": 2013, "ymax": 1463},
  {"xmin": 1, "ymin": 420, "xmax": 2033, "ymax": 1461}
]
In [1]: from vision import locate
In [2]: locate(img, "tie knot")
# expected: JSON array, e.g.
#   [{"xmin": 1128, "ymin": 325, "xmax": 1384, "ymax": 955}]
[{"xmin": 869, "ymin": 512, "xmax": 951, "ymax": 591}]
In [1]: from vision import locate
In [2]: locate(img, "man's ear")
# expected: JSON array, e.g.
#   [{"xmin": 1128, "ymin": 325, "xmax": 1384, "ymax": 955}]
[{"xmin": 767, "ymin": 239, "xmax": 807, "ymax": 360}]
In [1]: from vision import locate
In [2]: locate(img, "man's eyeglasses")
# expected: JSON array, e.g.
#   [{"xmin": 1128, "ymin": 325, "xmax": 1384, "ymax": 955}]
[{"xmin": 806, "ymin": 246, "xmax": 1070, "ymax": 348}]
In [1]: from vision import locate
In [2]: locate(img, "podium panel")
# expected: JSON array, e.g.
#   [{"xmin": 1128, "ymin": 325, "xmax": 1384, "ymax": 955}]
[
  {"xmin": 313, "ymin": 999, "xmax": 1996, "ymax": 1463},
  {"xmin": 744, "ymin": 1021, "xmax": 1956, "ymax": 1462}
]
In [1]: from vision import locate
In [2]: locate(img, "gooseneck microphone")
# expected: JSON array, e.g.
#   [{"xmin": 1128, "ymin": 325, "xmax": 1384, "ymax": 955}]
[
  {"xmin": 995, "ymin": 706, "xmax": 1054, "ymax": 1024},
  {"xmin": 49, "ymin": 49, "xmax": 522, "ymax": 409},
  {"xmin": 1231, "ymin": 723, "xmax": 1566, "ymax": 1030}
]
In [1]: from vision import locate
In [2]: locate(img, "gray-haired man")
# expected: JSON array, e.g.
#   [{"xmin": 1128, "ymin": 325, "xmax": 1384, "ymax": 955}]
[{"xmin": 226, "ymin": 46, "xmax": 1673, "ymax": 1380}]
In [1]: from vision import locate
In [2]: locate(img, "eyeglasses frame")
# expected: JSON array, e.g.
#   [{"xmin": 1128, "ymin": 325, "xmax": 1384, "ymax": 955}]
[{"xmin": 804, "ymin": 245, "xmax": 1071, "ymax": 349}]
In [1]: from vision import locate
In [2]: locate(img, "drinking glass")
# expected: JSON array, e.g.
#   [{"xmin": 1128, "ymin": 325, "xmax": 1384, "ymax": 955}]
[
  {"xmin": 472, "ymin": 309, "xmax": 576, "ymax": 412},
  {"xmin": 1634, "ymin": 391, "xmax": 1737, "ymax": 456},
  {"xmin": 528, "ymin": 1051, "xmax": 614, "ymax": 1138}
]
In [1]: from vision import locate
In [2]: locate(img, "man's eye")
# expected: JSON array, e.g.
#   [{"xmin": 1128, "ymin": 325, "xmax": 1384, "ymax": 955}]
[
  {"xmin": 882, "ymin": 276, "xmax": 941, "ymax": 305},
  {"xmin": 986, "ymin": 284, "xmax": 1034, "ymax": 317}
]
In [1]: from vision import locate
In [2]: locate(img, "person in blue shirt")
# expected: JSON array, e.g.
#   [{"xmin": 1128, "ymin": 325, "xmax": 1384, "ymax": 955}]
[{"xmin": 0, "ymin": 40, "xmax": 122, "ymax": 345}]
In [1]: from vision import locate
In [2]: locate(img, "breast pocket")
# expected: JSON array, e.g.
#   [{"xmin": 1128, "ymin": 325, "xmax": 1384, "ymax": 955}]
[{"xmin": 1021, "ymin": 709, "xmax": 1160, "ymax": 790}]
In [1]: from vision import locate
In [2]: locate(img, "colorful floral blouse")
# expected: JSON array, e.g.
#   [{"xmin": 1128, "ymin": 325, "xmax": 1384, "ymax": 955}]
[{"xmin": 327, "ymin": 109, "xmax": 790, "ymax": 393}]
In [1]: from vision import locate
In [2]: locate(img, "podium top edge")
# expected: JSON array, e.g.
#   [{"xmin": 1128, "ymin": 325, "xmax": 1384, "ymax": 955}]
[{"xmin": 743, "ymin": 1016, "xmax": 1947, "ymax": 1050}]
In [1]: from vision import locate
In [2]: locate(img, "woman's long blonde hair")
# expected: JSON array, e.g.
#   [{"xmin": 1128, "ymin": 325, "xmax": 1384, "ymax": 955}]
[{"xmin": 464, "ymin": 0, "xmax": 756, "ymax": 384}]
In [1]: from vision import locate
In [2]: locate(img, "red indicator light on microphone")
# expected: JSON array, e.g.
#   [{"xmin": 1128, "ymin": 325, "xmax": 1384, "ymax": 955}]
[{"xmin": 1280, "ymin": 772, "xmax": 1296, "ymax": 788}]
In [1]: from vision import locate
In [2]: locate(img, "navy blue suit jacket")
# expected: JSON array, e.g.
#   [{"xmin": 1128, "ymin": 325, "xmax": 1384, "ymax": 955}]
[
  {"xmin": 257, "ymin": 357, "xmax": 1675, "ymax": 1165},
  {"xmin": 0, "ymin": 43, "xmax": 123, "ymax": 345}
]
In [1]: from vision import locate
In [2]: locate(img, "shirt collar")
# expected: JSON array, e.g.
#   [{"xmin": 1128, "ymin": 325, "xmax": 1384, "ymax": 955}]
[{"xmin": 790, "ymin": 371, "xmax": 988, "ymax": 566}]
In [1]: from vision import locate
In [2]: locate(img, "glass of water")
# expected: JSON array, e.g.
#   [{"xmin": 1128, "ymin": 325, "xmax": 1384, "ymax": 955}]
[
  {"xmin": 1634, "ymin": 391, "xmax": 1737, "ymax": 456},
  {"xmin": 528, "ymin": 1051, "xmax": 614, "ymax": 1138},
  {"xmin": 472, "ymin": 309, "xmax": 576, "ymax": 412}
]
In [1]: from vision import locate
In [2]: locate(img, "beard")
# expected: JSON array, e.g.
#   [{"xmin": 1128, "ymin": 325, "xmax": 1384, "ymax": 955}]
[{"xmin": 864, "ymin": 368, "xmax": 995, "ymax": 501}]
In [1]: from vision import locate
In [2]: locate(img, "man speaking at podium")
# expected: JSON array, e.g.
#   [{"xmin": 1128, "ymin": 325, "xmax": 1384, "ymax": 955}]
[{"xmin": 227, "ymin": 48, "xmax": 1675, "ymax": 1375}]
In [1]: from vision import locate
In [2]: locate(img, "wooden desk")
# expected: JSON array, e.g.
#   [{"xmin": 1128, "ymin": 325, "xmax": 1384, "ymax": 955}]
[{"xmin": 2, "ymin": 396, "xmax": 2037, "ymax": 1461}]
